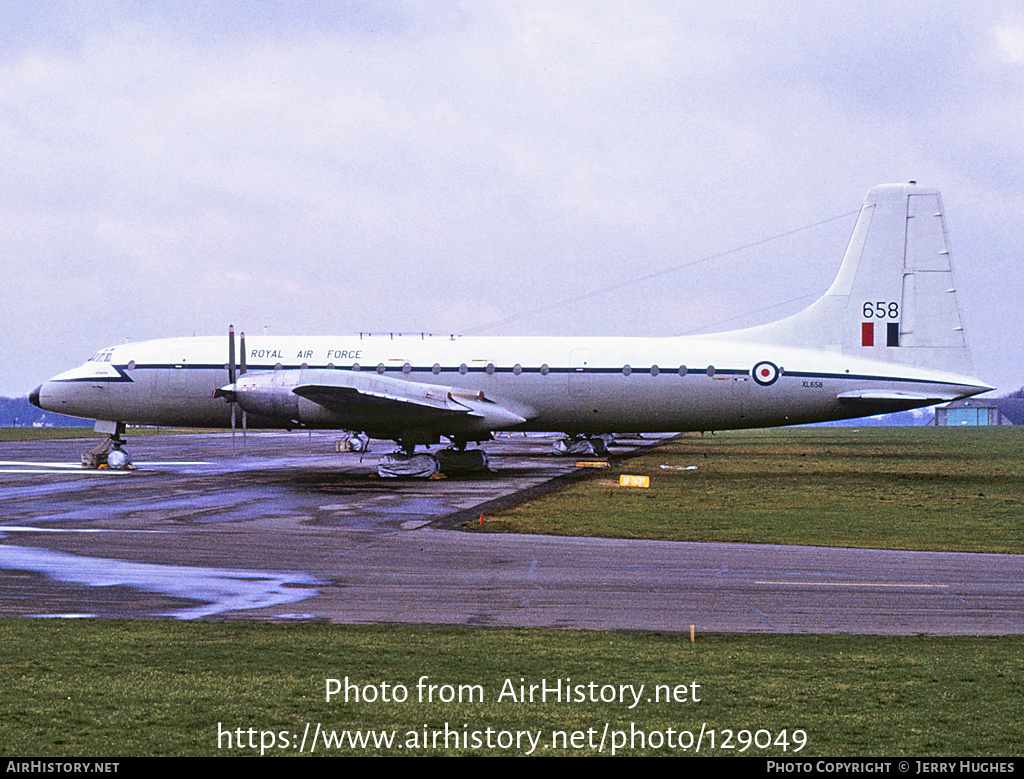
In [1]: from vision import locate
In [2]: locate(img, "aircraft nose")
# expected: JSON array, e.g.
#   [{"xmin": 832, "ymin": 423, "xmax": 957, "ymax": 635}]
[{"xmin": 29, "ymin": 385, "xmax": 42, "ymax": 408}]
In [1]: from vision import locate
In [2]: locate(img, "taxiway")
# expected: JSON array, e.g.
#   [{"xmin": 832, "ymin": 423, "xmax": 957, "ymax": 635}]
[{"xmin": 1, "ymin": 431, "xmax": 1022, "ymax": 634}]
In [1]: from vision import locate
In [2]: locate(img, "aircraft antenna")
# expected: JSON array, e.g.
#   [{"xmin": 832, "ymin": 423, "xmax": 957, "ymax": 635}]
[
  {"xmin": 679, "ymin": 291, "xmax": 821, "ymax": 335},
  {"xmin": 459, "ymin": 208, "xmax": 859, "ymax": 335}
]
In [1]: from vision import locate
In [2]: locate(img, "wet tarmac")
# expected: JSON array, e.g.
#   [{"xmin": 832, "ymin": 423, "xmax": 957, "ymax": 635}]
[{"xmin": 2, "ymin": 431, "xmax": 1023, "ymax": 634}]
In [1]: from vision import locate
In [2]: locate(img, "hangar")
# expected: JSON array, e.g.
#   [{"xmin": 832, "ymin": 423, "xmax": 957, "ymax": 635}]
[{"xmin": 931, "ymin": 397, "xmax": 1024, "ymax": 426}]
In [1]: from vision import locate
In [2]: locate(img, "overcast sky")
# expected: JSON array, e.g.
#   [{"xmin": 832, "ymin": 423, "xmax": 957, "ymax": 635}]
[{"xmin": 3, "ymin": 1, "xmax": 1022, "ymax": 396}]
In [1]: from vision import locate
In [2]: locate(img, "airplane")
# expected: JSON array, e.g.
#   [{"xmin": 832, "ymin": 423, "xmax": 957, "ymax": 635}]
[{"xmin": 30, "ymin": 183, "xmax": 991, "ymax": 472}]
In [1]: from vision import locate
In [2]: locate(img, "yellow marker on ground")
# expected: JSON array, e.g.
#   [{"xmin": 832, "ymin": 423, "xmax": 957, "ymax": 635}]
[{"xmin": 619, "ymin": 475, "xmax": 650, "ymax": 488}]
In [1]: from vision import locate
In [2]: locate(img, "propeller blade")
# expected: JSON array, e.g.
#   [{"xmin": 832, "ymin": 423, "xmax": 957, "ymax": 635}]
[
  {"xmin": 228, "ymin": 325, "xmax": 237, "ymax": 453},
  {"xmin": 239, "ymin": 331, "xmax": 247, "ymax": 453},
  {"xmin": 228, "ymin": 325, "xmax": 237, "ymax": 384}
]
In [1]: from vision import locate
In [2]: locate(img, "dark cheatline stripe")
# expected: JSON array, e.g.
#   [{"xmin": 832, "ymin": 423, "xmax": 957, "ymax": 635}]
[{"xmin": 63, "ymin": 362, "xmax": 971, "ymax": 390}]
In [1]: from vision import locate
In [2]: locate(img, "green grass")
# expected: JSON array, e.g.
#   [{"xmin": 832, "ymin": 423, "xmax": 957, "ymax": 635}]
[
  {"xmin": 478, "ymin": 427, "xmax": 1024, "ymax": 554},
  {"xmin": 1, "ymin": 619, "xmax": 1021, "ymax": 757},
  {"xmin": 0, "ymin": 427, "xmax": 100, "ymax": 441},
  {"xmin": 0, "ymin": 427, "xmax": 212, "ymax": 442}
]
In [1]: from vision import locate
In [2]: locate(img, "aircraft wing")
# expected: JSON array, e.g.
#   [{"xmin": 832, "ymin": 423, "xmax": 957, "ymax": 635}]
[
  {"xmin": 228, "ymin": 369, "xmax": 531, "ymax": 435},
  {"xmin": 294, "ymin": 382, "xmax": 455, "ymax": 419}
]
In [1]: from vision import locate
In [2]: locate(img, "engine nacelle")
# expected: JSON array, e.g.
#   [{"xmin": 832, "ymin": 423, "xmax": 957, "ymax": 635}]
[{"xmin": 229, "ymin": 372, "xmax": 301, "ymax": 422}]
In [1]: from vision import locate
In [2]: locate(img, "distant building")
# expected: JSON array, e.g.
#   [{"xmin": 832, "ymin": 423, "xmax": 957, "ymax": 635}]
[{"xmin": 931, "ymin": 398, "xmax": 1024, "ymax": 426}]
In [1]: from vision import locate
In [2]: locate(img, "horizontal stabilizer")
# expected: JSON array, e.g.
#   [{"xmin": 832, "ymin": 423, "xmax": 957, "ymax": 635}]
[{"xmin": 836, "ymin": 389, "xmax": 947, "ymax": 408}]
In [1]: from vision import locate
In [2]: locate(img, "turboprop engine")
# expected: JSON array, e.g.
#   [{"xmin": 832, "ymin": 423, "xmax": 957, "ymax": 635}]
[{"xmin": 216, "ymin": 368, "xmax": 532, "ymax": 441}]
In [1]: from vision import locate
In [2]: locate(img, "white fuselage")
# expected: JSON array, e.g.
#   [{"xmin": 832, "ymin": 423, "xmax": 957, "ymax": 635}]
[{"xmin": 36, "ymin": 331, "xmax": 988, "ymax": 434}]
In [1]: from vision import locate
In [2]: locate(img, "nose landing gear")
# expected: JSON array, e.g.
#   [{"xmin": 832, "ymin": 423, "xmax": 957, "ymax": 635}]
[{"xmin": 81, "ymin": 421, "xmax": 135, "ymax": 470}]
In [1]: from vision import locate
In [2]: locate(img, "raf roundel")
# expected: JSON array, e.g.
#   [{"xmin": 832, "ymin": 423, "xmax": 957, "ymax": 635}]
[{"xmin": 752, "ymin": 361, "xmax": 780, "ymax": 386}]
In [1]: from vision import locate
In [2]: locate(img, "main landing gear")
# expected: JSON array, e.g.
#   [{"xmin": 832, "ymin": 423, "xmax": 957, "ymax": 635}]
[
  {"xmin": 552, "ymin": 434, "xmax": 611, "ymax": 457},
  {"xmin": 81, "ymin": 421, "xmax": 134, "ymax": 470},
  {"xmin": 376, "ymin": 436, "xmax": 490, "ymax": 478}
]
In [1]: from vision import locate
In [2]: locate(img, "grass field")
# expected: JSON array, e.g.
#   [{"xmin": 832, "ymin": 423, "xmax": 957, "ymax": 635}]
[
  {"xmin": 0, "ymin": 427, "xmax": 101, "ymax": 441},
  {"xmin": 478, "ymin": 427, "xmax": 1024, "ymax": 554},
  {"xmin": 0, "ymin": 427, "xmax": 209, "ymax": 442},
  {"xmin": 1, "ymin": 619, "xmax": 1021, "ymax": 757}
]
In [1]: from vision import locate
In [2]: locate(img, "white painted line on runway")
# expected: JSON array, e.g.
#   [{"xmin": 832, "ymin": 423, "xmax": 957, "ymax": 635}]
[
  {"xmin": 0, "ymin": 468, "xmax": 130, "ymax": 475},
  {"xmin": 755, "ymin": 580, "xmax": 949, "ymax": 588},
  {"xmin": 0, "ymin": 526, "xmax": 169, "ymax": 534},
  {"xmin": 0, "ymin": 460, "xmax": 211, "ymax": 474},
  {"xmin": 0, "ymin": 461, "xmax": 210, "ymax": 466},
  {"xmin": 133, "ymin": 462, "xmax": 211, "ymax": 466},
  {"xmin": 0, "ymin": 461, "xmax": 97, "ymax": 469}
]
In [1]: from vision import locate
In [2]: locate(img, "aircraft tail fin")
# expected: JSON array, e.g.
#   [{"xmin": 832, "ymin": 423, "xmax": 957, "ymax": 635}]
[{"xmin": 726, "ymin": 183, "xmax": 977, "ymax": 378}]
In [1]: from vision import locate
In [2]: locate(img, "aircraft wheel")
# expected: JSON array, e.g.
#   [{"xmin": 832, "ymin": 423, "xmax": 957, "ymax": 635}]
[
  {"xmin": 107, "ymin": 448, "xmax": 132, "ymax": 470},
  {"xmin": 377, "ymin": 452, "xmax": 440, "ymax": 478},
  {"xmin": 436, "ymin": 448, "xmax": 489, "ymax": 473}
]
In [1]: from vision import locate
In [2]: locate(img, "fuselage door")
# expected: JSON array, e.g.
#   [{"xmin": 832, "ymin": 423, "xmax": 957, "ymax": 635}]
[
  {"xmin": 732, "ymin": 371, "xmax": 750, "ymax": 420},
  {"xmin": 568, "ymin": 348, "xmax": 592, "ymax": 401},
  {"xmin": 163, "ymin": 350, "xmax": 204, "ymax": 399},
  {"xmin": 167, "ymin": 354, "xmax": 188, "ymax": 397}
]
